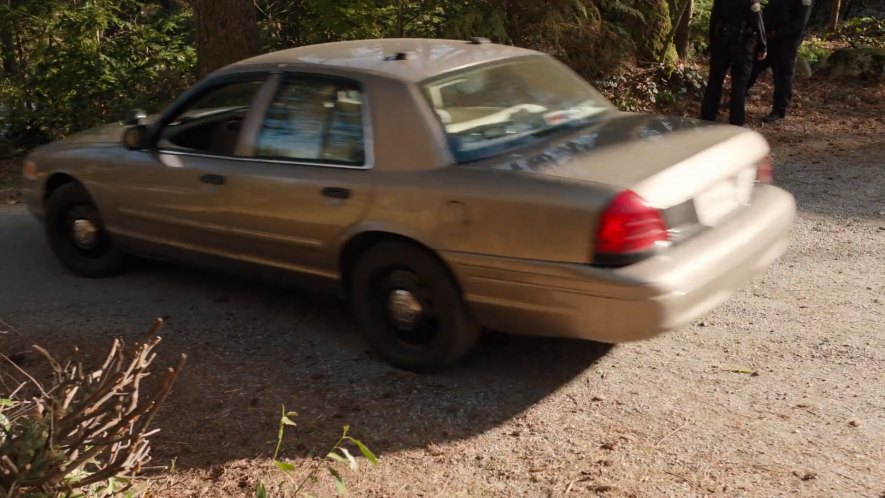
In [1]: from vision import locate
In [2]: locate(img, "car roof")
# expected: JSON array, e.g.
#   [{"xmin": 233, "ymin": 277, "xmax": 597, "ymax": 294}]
[{"xmin": 231, "ymin": 38, "xmax": 542, "ymax": 82}]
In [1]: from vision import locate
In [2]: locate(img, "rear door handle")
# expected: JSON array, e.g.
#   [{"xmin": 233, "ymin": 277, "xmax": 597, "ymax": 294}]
[
  {"xmin": 200, "ymin": 174, "xmax": 226, "ymax": 185},
  {"xmin": 321, "ymin": 187, "xmax": 351, "ymax": 199}
]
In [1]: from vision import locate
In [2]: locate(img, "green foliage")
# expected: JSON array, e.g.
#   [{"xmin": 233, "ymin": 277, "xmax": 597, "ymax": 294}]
[
  {"xmin": 798, "ymin": 37, "xmax": 833, "ymax": 66},
  {"xmin": 689, "ymin": 0, "xmax": 713, "ymax": 57},
  {"xmin": 258, "ymin": 0, "xmax": 508, "ymax": 50},
  {"xmin": 829, "ymin": 17, "xmax": 885, "ymax": 49},
  {"xmin": 594, "ymin": 61, "xmax": 705, "ymax": 111},
  {"xmin": 797, "ymin": 18, "xmax": 884, "ymax": 69},
  {"xmin": 0, "ymin": 0, "xmax": 195, "ymax": 149},
  {"xmin": 487, "ymin": 0, "xmax": 638, "ymax": 80},
  {"xmin": 259, "ymin": 406, "xmax": 378, "ymax": 497}
]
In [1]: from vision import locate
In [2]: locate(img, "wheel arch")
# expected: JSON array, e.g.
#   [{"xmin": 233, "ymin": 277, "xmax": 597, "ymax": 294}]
[
  {"xmin": 338, "ymin": 230, "xmax": 463, "ymax": 295},
  {"xmin": 43, "ymin": 172, "xmax": 84, "ymax": 204}
]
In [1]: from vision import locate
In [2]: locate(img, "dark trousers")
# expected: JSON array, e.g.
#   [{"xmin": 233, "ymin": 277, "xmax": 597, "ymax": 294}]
[
  {"xmin": 701, "ymin": 36, "xmax": 755, "ymax": 126},
  {"xmin": 747, "ymin": 37, "xmax": 800, "ymax": 115}
]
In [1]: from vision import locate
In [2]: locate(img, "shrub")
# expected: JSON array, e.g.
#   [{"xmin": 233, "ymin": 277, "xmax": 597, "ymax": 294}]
[
  {"xmin": 0, "ymin": 1, "xmax": 195, "ymax": 149},
  {"xmin": 829, "ymin": 17, "xmax": 885, "ymax": 49},
  {"xmin": 798, "ymin": 36, "xmax": 833, "ymax": 67},
  {"xmin": 0, "ymin": 319, "xmax": 185, "ymax": 497}
]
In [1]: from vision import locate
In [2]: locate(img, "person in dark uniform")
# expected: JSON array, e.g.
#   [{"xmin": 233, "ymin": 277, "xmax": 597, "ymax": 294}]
[
  {"xmin": 746, "ymin": 0, "xmax": 813, "ymax": 123},
  {"xmin": 700, "ymin": 0, "xmax": 768, "ymax": 126}
]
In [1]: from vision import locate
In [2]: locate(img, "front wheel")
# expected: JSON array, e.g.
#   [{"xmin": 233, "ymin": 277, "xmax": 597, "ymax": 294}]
[
  {"xmin": 350, "ymin": 241, "xmax": 480, "ymax": 372},
  {"xmin": 45, "ymin": 183, "xmax": 127, "ymax": 278}
]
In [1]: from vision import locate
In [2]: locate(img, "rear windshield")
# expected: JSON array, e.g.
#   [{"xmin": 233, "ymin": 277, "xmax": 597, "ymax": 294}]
[{"xmin": 421, "ymin": 57, "xmax": 612, "ymax": 163}]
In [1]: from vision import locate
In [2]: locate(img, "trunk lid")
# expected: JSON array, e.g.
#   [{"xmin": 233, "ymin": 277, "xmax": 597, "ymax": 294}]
[{"xmin": 492, "ymin": 112, "xmax": 769, "ymax": 230}]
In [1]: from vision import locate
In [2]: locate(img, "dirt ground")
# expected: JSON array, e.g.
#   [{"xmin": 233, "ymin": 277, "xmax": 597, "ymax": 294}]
[{"xmin": 1, "ymin": 75, "xmax": 883, "ymax": 497}]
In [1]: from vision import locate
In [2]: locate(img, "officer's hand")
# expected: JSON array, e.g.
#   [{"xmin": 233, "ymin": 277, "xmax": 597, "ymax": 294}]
[{"xmin": 758, "ymin": 51, "xmax": 768, "ymax": 60}]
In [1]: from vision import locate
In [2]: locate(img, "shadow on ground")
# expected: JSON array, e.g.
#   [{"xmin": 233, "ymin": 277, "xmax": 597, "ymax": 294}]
[
  {"xmin": 769, "ymin": 133, "xmax": 884, "ymax": 222},
  {"xmin": 0, "ymin": 209, "xmax": 611, "ymax": 470}
]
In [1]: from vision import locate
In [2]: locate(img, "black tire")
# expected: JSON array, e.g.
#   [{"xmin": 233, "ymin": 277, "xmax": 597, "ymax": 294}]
[
  {"xmin": 350, "ymin": 241, "xmax": 480, "ymax": 372},
  {"xmin": 45, "ymin": 182, "xmax": 127, "ymax": 278}
]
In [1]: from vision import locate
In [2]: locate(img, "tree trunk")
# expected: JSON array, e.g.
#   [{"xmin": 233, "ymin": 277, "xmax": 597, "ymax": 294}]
[
  {"xmin": 191, "ymin": 0, "xmax": 259, "ymax": 78},
  {"xmin": 1, "ymin": 0, "xmax": 16, "ymax": 78},
  {"xmin": 1, "ymin": 29, "xmax": 16, "ymax": 78},
  {"xmin": 632, "ymin": 0, "xmax": 677, "ymax": 64},
  {"xmin": 828, "ymin": 0, "xmax": 841, "ymax": 31},
  {"xmin": 396, "ymin": 0, "xmax": 404, "ymax": 37},
  {"xmin": 674, "ymin": 0, "xmax": 693, "ymax": 59}
]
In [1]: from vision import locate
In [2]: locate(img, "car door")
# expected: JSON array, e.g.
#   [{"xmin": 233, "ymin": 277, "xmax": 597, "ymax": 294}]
[
  {"xmin": 218, "ymin": 72, "xmax": 375, "ymax": 279},
  {"xmin": 112, "ymin": 74, "xmax": 272, "ymax": 256}
]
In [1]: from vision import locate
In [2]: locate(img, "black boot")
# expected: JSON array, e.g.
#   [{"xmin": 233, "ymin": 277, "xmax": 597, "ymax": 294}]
[{"xmin": 762, "ymin": 111, "xmax": 785, "ymax": 123}]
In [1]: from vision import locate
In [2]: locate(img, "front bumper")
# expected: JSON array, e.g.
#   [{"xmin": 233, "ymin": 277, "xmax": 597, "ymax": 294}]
[{"xmin": 442, "ymin": 184, "xmax": 796, "ymax": 343}]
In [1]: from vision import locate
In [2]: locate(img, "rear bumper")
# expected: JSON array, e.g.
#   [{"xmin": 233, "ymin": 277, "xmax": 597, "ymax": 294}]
[{"xmin": 442, "ymin": 184, "xmax": 796, "ymax": 343}]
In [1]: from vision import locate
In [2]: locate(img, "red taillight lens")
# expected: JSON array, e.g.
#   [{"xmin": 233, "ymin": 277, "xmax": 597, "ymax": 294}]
[
  {"xmin": 756, "ymin": 153, "xmax": 773, "ymax": 183},
  {"xmin": 596, "ymin": 190, "xmax": 668, "ymax": 254},
  {"xmin": 22, "ymin": 161, "xmax": 38, "ymax": 180}
]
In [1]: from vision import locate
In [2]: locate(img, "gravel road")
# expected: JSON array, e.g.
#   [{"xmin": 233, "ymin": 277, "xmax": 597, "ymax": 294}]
[{"xmin": 1, "ymin": 140, "xmax": 882, "ymax": 497}]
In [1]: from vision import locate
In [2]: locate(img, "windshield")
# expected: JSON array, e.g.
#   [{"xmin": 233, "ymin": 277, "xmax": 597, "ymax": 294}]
[{"xmin": 421, "ymin": 57, "xmax": 612, "ymax": 163}]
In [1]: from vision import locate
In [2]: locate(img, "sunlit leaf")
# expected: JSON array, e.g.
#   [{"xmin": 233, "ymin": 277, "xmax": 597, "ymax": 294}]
[
  {"xmin": 348, "ymin": 438, "xmax": 378, "ymax": 465},
  {"xmin": 328, "ymin": 467, "xmax": 346, "ymax": 495},
  {"xmin": 327, "ymin": 451, "xmax": 347, "ymax": 464},
  {"xmin": 255, "ymin": 482, "xmax": 268, "ymax": 498},
  {"xmin": 275, "ymin": 460, "xmax": 296, "ymax": 472},
  {"xmin": 340, "ymin": 448, "xmax": 358, "ymax": 470}
]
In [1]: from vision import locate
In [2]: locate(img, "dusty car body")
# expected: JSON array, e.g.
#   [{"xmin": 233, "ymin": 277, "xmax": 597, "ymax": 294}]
[{"xmin": 21, "ymin": 38, "xmax": 796, "ymax": 371}]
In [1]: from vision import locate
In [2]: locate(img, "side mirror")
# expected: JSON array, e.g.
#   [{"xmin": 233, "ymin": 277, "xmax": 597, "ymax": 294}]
[
  {"xmin": 123, "ymin": 125, "xmax": 149, "ymax": 150},
  {"xmin": 124, "ymin": 109, "xmax": 148, "ymax": 126}
]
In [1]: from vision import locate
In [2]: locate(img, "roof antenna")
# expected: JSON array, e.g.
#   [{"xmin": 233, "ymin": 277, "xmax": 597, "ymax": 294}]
[
  {"xmin": 385, "ymin": 51, "xmax": 415, "ymax": 61},
  {"xmin": 469, "ymin": 37, "xmax": 491, "ymax": 45}
]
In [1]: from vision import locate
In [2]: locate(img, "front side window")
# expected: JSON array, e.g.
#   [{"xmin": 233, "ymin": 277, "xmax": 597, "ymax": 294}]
[
  {"xmin": 159, "ymin": 79, "xmax": 265, "ymax": 155},
  {"xmin": 421, "ymin": 57, "xmax": 612, "ymax": 163},
  {"xmin": 254, "ymin": 77, "xmax": 366, "ymax": 166}
]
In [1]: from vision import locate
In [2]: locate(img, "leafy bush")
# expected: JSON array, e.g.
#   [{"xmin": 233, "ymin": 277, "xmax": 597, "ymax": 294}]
[
  {"xmin": 689, "ymin": 0, "xmax": 714, "ymax": 58},
  {"xmin": 0, "ymin": 1, "xmax": 195, "ymax": 149},
  {"xmin": 258, "ymin": 0, "xmax": 637, "ymax": 80},
  {"xmin": 0, "ymin": 319, "xmax": 185, "ymax": 497},
  {"xmin": 797, "ymin": 36, "xmax": 833, "ymax": 66},
  {"xmin": 594, "ymin": 62, "xmax": 706, "ymax": 112},
  {"xmin": 829, "ymin": 17, "xmax": 885, "ymax": 49}
]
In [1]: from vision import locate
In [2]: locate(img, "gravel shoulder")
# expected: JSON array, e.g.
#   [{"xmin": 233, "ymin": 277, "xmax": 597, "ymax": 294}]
[{"xmin": 1, "ymin": 79, "xmax": 883, "ymax": 497}]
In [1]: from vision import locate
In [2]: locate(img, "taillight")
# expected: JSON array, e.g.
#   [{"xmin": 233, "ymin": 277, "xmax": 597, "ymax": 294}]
[
  {"xmin": 595, "ymin": 190, "xmax": 668, "ymax": 257},
  {"xmin": 756, "ymin": 153, "xmax": 773, "ymax": 183},
  {"xmin": 22, "ymin": 160, "xmax": 38, "ymax": 180}
]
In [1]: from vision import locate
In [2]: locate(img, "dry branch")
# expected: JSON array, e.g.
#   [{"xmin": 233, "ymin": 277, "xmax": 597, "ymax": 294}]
[{"xmin": 0, "ymin": 318, "xmax": 185, "ymax": 496}]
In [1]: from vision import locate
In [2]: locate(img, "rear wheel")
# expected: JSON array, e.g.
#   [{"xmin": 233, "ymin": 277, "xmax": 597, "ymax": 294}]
[
  {"xmin": 350, "ymin": 241, "xmax": 480, "ymax": 372},
  {"xmin": 45, "ymin": 183, "xmax": 127, "ymax": 278}
]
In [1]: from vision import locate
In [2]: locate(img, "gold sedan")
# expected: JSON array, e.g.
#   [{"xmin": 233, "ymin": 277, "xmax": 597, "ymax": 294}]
[{"xmin": 21, "ymin": 39, "xmax": 796, "ymax": 371}]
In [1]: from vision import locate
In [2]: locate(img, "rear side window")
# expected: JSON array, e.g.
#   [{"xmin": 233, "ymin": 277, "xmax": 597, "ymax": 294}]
[{"xmin": 254, "ymin": 77, "xmax": 366, "ymax": 166}]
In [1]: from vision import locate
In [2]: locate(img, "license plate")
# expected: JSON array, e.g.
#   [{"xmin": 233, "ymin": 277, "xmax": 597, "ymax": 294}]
[{"xmin": 694, "ymin": 168, "xmax": 755, "ymax": 226}]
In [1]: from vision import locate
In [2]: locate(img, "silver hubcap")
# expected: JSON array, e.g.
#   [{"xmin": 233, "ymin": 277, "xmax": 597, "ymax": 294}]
[
  {"xmin": 71, "ymin": 218, "xmax": 98, "ymax": 249},
  {"xmin": 387, "ymin": 289, "xmax": 424, "ymax": 330}
]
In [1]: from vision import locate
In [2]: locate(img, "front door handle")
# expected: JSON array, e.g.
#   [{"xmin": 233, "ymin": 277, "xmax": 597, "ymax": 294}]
[
  {"xmin": 200, "ymin": 174, "xmax": 226, "ymax": 185},
  {"xmin": 322, "ymin": 187, "xmax": 351, "ymax": 199}
]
